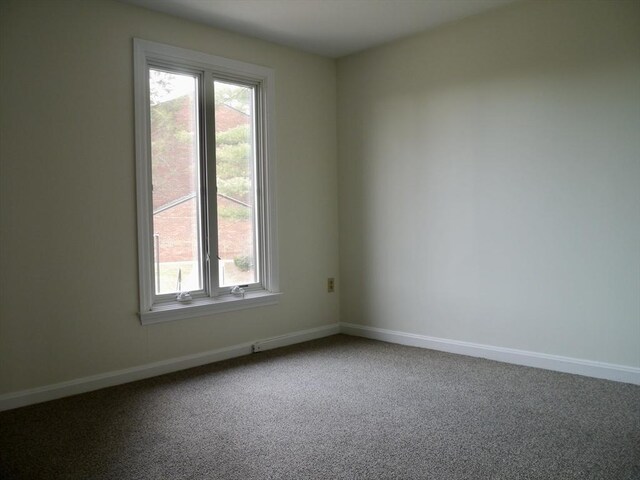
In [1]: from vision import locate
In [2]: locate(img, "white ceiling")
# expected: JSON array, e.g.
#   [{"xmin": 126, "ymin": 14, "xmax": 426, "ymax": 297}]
[{"xmin": 121, "ymin": 0, "xmax": 521, "ymax": 58}]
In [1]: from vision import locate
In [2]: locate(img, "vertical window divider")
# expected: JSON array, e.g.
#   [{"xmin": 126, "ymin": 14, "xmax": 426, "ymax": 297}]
[{"xmin": 203, "ymin": 71, "xmax": 219, "ymax": 298}]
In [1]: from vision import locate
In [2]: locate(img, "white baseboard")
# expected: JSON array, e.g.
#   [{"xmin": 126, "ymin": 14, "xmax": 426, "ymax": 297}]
[
  {"xmin": 0, "ymin": 323, "xmax": 340, "ymax": 412},
  {"xmin": 340, "ymin": 322, "xmax": 640, "ymax": 385},
  {"xmin": 252, "ymin": 323, "xmax": 341, "ymax": 352},
  {"xmin": 2, "ymin": 321, "xmax": 636, "ymax": 412}
]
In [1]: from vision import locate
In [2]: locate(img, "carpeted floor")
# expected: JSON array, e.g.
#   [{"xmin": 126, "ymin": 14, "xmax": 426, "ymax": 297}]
[{"xmin": 0, "ymin": 334, "xmax": 638, "ymax": 479}]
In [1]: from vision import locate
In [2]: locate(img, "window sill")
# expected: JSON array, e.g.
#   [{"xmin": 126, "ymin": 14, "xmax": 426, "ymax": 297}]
[{"xmin": 139, "ymin": 290, "xmax": 281, "ymax": 325}]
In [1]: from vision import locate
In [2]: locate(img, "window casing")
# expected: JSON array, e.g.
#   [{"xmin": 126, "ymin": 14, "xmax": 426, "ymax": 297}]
[{"xmin": 133, "ymin": 39, "xmax": 279, "ymax": 325}]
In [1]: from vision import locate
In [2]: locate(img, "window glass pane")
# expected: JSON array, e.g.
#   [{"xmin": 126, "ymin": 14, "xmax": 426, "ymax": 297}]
[
  {"xmin": 214, "ymin": 81, "xmax": 258, "ymax": 287},
  {"xmin": 149, "ymin": 69, "xmax": 203, "ymax": 295}
]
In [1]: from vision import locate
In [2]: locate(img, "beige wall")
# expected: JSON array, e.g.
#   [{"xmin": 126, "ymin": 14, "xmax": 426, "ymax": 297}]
[
  {"xmin": 2, "ymin": 0, "xmax": 639, "ymax": 398},
  {"xmin": 337, "ymin": 0, "xmax": 640, "ymax": 366},
  {"xmin": 0, "ymin": 0, "xmax": 339, "ymax": 394}
]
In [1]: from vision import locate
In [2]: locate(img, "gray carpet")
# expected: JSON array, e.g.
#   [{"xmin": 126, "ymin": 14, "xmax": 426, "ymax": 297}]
[{"xmin": 0, "ymin": 334, "xmax": 638, "ymax": 479}]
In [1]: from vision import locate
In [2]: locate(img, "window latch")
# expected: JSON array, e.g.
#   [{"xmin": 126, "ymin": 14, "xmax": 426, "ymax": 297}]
[
  {"xmin": 175, "ymin": 268, "xmax": 192, "ymax": 303},
  {"xmin": 230, "ymin": 285, "xmax": 245, "ymax": 299}
]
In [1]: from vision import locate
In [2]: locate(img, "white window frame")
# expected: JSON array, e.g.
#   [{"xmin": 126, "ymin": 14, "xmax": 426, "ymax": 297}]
[{"xmin": 133, "ymin": 39, "xmax": 279, "ymax": 325}]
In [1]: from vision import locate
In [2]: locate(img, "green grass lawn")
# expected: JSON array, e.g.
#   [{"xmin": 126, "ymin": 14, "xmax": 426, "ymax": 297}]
[{"xmin": 156, "ymin": 260, "xmax": 255, "ymax": 294}]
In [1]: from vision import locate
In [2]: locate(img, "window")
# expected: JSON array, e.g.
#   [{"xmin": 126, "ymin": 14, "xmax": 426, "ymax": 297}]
[{"xmin": 133, "ymin": 39, "xmax": 279, "ymax": 324}]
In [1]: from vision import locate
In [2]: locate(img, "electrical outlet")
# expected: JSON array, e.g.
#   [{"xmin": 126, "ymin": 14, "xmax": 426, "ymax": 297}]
[{"xmin": 327, "ymin": 277, "xmax": 335, "ymax": 293}]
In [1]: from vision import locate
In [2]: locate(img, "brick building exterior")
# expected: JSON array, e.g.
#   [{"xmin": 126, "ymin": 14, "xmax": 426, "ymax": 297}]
[{"xmin": 152, "ymin": 97, "xmax": 253, "ymax": 289}]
